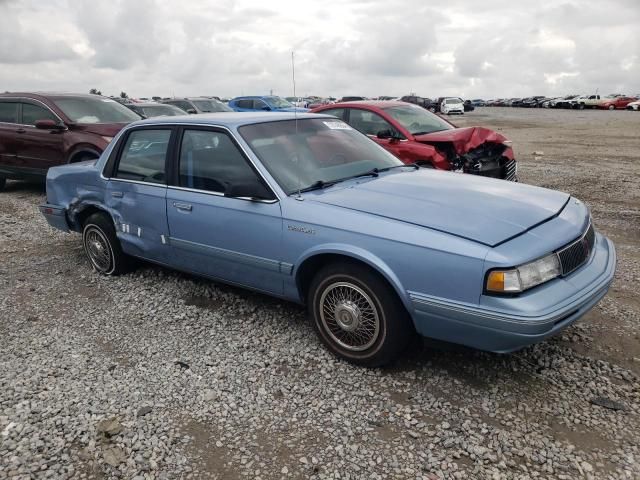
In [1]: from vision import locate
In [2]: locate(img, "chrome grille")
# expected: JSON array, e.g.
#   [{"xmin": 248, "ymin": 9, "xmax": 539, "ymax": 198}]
[
  {"xmin": 504, "ymin": 159, "xmax": 517, "ymax": 181},
  {"xmin": 557, "ymin": 223, "xmax": 595, "ymax": 276}
]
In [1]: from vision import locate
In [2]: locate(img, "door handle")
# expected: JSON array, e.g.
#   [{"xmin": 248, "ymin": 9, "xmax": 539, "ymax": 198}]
[
  {"xmin": 111, "ymin": 191, "xmax": 123, "ymax": 198},
  {"xmin": 173, "ymin": 202, "xmax": 192, "ymax": 211},
  {"xmin": 16, "ymin": 128, "xmax": 26, "ymax": 134}
]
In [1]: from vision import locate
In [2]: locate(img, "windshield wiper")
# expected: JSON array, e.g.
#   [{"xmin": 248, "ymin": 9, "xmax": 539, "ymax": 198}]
[
  {"xmin": 295, "ymin": 169, "xmax": 380, "ymax": 194},
  {"xmin": 377, "ymin": 163, "xmax": 421, "ymax": 172}
]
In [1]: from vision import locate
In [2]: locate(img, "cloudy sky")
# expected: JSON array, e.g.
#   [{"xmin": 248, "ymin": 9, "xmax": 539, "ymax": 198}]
[{"xmin": 1, "ymin": 0, "xmax": 638, "ymax": 99}]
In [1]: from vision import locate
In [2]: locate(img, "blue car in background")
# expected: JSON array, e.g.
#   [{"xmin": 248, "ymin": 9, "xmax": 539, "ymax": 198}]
[
  {"xmin": 40, "ymin": 113, "xmax": 615, "ymax": 367},
  {"xmin": 228, "ymin": 95, "xmax": 309, "ymax": 113}
]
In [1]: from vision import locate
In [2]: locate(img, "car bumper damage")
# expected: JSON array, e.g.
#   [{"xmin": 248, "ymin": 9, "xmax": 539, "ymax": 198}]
[
  {"xmin": 39, "ymin": 203, "xmax": 70, "ymax": 232},
  {"xmin": 408, "ymin": 233, "xmax": 616, "ymax": 352}
]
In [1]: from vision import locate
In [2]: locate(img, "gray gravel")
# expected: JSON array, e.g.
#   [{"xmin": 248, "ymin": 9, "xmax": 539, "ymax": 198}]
[{"xmin": 1, "ymin": 108, "xmax": 639, "ymax": 479}]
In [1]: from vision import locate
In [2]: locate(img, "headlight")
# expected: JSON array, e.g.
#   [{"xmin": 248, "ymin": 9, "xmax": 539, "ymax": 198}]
[
  {"xmin": 101, "ymin": 136, "xmax": 114, "ymax": 143},
  {"xmin": 486, "ymin": 253, "xmax": 561, "ymax": 294}
]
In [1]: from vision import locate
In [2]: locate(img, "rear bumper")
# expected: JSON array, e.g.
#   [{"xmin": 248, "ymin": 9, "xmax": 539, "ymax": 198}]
[
  {"xmin": 409, "ymin": 234, "xmax": 616, "ymax": 352},
  {"xmin": 39, "ymin": 204, "xmax": 70, "ymax": 232}
]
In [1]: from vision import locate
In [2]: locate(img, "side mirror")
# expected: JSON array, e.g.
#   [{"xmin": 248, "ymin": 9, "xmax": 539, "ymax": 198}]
[
  {"xmin": 225, "ymin": 182, "xmax": 274, "ymax": 201},
  {"xmin": 186, "ymin": 109, "xmax": 197, "ymax": 114},
  {"xmin": 35, "ymin": 119, "xmax": 65, "ymax": 130},
  {"xmin": 377, "ymin": 129, "xmax": 401, "ymax": 140},
  {"xmin": 376, "ymin": 129, "xmax": 393, "ymax": 139}
]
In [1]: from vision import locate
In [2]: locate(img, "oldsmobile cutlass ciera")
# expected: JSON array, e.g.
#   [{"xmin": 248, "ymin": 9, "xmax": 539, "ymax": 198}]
[{"xmin": 40, "ymin": 113, "xmax": 616, "ymax": 366}]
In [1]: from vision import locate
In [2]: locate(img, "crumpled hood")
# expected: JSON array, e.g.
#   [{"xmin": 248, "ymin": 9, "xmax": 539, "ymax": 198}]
[
  {"xmin": 308, "ymin": 170, "xmax": 569, "ymax": 246},
  {"xmin": 70, "ymin": 122, "xmax": 129, "ymax": 137},
  {"xmin": 414, "ymin": 127, "xmax": 508, "ymax": 155}
]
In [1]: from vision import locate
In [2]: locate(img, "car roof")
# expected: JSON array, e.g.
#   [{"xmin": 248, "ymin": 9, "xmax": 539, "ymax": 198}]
[
  {"xmin": 231, "ymin": 95, "xmax": 279, "ymax": 100},
  {"xmin": 0, "ymin": 92, "xmax": 106, "ymax": 100},
  {"xmin": 128, "ymin": 112, "xmax": 328, "ymax": 128}
]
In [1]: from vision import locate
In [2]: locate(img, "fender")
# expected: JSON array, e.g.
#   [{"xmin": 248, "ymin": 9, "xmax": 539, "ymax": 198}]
[{"xmin": 292, "ymin": 243, "xmax": 413, "ymax": 313}]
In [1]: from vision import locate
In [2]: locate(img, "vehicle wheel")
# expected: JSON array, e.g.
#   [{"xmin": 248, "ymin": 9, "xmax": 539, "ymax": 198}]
[
  {"xmin": 70, "ymin": 151, "xmax": 100, "ymax": 164},
  {"xmin": 578, "ymin": 103, "xmax": 585, "ymax": 110},
  {"xmin": 608, "ymin": 105, "xmax": 615, "ymax": 110},
  {"xmin": 0, "ymin": 177, "xmax": 5, "ymax": 192},
  {"xmin": 82, "ymin": 212, "xmax": 132, "ymax": 275},
  {"xmin": 308, "ymin": 261, "xmax": 414, "ymax": 367}
]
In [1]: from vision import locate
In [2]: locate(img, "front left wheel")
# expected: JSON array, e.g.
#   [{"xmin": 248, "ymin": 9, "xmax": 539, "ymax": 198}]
[
  {"xmin": 308, "ymin": 261, "xmax": 414, "ymax": 367},
  {"xmin": 82, "ymin": 213, "xmax": 133, "ymax": 275}
]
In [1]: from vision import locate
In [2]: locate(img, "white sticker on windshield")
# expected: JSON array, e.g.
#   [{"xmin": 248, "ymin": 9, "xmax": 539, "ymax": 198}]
[{"xmin": 323, "ymin": 121, "xmax": 352, "ymax": 130}]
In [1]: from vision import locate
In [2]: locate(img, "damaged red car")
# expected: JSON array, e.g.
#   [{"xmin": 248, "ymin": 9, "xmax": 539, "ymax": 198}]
[{"xmin": 311, "ymin": 101, "xmax": 517, "ymax": 180}]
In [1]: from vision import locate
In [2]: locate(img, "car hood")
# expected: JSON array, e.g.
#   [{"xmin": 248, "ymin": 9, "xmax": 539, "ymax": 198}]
[
  {"xmin": 307, "ymin": 170, "xmax": 569, "ymax": 246},
  {"xmin": 71, "ymin": 122, "xmax": 130, "ymax": 137},
  {"xmin": 414, "ymin": 127, "xmax": 508, "ymax": 155}
]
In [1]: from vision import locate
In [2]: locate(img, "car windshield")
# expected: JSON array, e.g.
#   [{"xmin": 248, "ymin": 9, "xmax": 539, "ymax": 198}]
[
  {"xmin": 445, "ymin": 98, "xmax": 462, "ymax": 104},
  {"xmin": 53, "ymin": 97, "xmax": 141, "ymax": 123},
  {"xmin": 192, "ymin": 99, "xmax": 233, "ymax": 112},
  {"xmin": 140, "ymin": 104, "xmax": 186, "ymax": 117},
  {"xmin": 265, "ymin": 96, "xmax": 294, "ymax": 109},
  {"xmin": 383, "ymin": 104, "xmax": 453, "ymax": 135},
  {"xmin": 239, "ymin": 118, "xmax": 403, "ymax": 194}
]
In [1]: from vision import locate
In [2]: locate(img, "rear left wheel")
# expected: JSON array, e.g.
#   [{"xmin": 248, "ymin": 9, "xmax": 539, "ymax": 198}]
[{"xmin": 82, "ymin": 213, "xmax": 133, "ymax": 275}]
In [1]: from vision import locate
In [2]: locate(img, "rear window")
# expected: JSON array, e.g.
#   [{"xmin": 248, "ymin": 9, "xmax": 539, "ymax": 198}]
[
  {"xmin": 53, "ymin": 97, "xmax": 141, "ymax": 124},
  {"xmin": 0, "ymin": 102, "xmax": 18, "ymax": 123}
]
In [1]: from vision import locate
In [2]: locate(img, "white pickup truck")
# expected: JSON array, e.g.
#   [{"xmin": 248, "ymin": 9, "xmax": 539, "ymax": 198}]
[{"xmin": 571, "ymin": 94, "xmax": 602, "ymax": 109}]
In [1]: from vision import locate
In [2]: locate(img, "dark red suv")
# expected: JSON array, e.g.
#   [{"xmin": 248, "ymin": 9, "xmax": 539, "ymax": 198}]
[{"xmin": 0, "ymin": 92, "xmax": 141, "ymax": 190}]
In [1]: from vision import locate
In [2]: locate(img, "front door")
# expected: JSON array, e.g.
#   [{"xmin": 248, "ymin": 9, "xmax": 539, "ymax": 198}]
[
  {"xmin": 15, "ymin": 101, "xmax": 65, "ymax": 172},
  {"xmin": 346, "ymin": 108, "xmax": 409, "ymax": 161},
  {"xmin": 166, "ymin": 127, "xmax": 284, "ymax": 295},
  {"xmin": 105, "ymin": 127, "xmax": 173, "ymax": 263}
]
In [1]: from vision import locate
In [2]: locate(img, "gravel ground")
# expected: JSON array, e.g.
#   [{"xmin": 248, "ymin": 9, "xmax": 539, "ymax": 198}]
[{"xmin": 1, "ymin": 108, "xmax": 639, "ymax": 479}]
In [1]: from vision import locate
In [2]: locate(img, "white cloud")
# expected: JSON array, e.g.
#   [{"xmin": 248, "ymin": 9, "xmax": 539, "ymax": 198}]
[{"xmin": 0, "ymin": 0, "xmax": 638, "ymax": 99}]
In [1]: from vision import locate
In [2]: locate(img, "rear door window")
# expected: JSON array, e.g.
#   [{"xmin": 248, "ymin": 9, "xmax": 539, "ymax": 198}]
[
  {"xmin": 0, "ymin": 102, "xmax": 19, "ymax": 123},
  {"xmin": 114, "ymin": 129, "xmax": 171, "ymax": 184},
  {"xmin": 318, "ymin": 108, "xmax": 346, "ymax": 120}
]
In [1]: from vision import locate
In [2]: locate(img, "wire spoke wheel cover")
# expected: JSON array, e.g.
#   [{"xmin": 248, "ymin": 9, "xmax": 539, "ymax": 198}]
[
  {"xmin": 319, "ymin": 281, "xmax": 381, "ymax": 351},
  {"xmin": 84, "ymin": 226, "xmax": 114, "ymax": 273}
]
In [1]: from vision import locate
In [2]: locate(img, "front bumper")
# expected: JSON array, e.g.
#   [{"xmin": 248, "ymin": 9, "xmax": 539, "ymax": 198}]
[
  {"xmin": 39, "ymin": 204, "xmax": 70, "ymax": 232},
  {"xmin": 408, "ymin": 233, "xmax": 616, "ymax": 352}
]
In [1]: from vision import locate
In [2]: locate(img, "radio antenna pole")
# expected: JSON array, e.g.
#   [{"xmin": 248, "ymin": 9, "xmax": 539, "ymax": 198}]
[{"xmin": 292, "ymin": 51, "xmax": 303, "ymax": 200}]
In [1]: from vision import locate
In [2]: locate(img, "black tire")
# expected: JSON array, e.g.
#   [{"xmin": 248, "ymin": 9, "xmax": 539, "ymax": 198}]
[
  {"xmin": 308, "ymin": 261, "xmax": 414, "ymax": 367},
  {"xmin": 82, "ymin": 212, "xmax": 132, "ymax": 275},
  {"xmin": 608, "ymin": 105, "xmax": 615, "ymax": 111},
  {"xmin": 0, "ymin": 177, "xmax": 5, "ymax": 192},
  {"xmin": 578, "ymin": 103, "xmax": 585, "ymax": 110}
]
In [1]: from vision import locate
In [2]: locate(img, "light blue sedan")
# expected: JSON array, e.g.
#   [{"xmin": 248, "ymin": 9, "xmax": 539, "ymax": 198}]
[{"xmin": 40, "ymin": 112, "xmax": 616, "ymax": 366}]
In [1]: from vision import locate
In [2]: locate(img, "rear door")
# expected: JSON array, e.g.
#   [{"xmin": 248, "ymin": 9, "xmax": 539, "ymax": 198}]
[
  {"xmin": 0, "ymin": 100, "xmax": 20, "ymax": 174},
  {"xmin": 165, "ymin": 127, "xmax": 284, "ymax": 294},
  {"xmin": 14, "ymin": 101, "xmax": 66, "ymax": 172},
  {"xmin": 104, "ymin": 127, "xmax": 174, "ymax": 263}
]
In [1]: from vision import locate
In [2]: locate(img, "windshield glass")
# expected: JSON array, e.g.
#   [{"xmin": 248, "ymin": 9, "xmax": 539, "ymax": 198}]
[
  {"xmin": 240, "ymin": 118, "xmax": 402, "ymax": 194},
  {"xmin": 192, "ymin": 99, "xmax": 233, "ymax": 112},
  {"xmin": 141, "ymin": 105, "xmax": 186, "ymax": 117},
  {"xmin": 445, "ymin": 98, "xmax": 462, "ymax": 104},
  {"xmin": 383, "ymin": 104, "xmax": 453, "ymax": 135},
  {"xmin": 53, "ymin": 97, "xmax": 141, "ymax": 123},
  {"xmin": 264, "ymin": 96, "xmax": 294, "ymax": 108}
]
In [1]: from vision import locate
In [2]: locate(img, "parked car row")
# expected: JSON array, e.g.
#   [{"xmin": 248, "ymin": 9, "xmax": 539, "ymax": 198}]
[
  {"xmin": 37, "ymin": 111, "xmax": 616, "ymax": 366},
  {"xmin": 484, "ymin": 94, "xmax": 639, "ymax": 110},
  {"xmin": 0, "ymin": 92, "xmax": 516, "ymax": 191}
]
